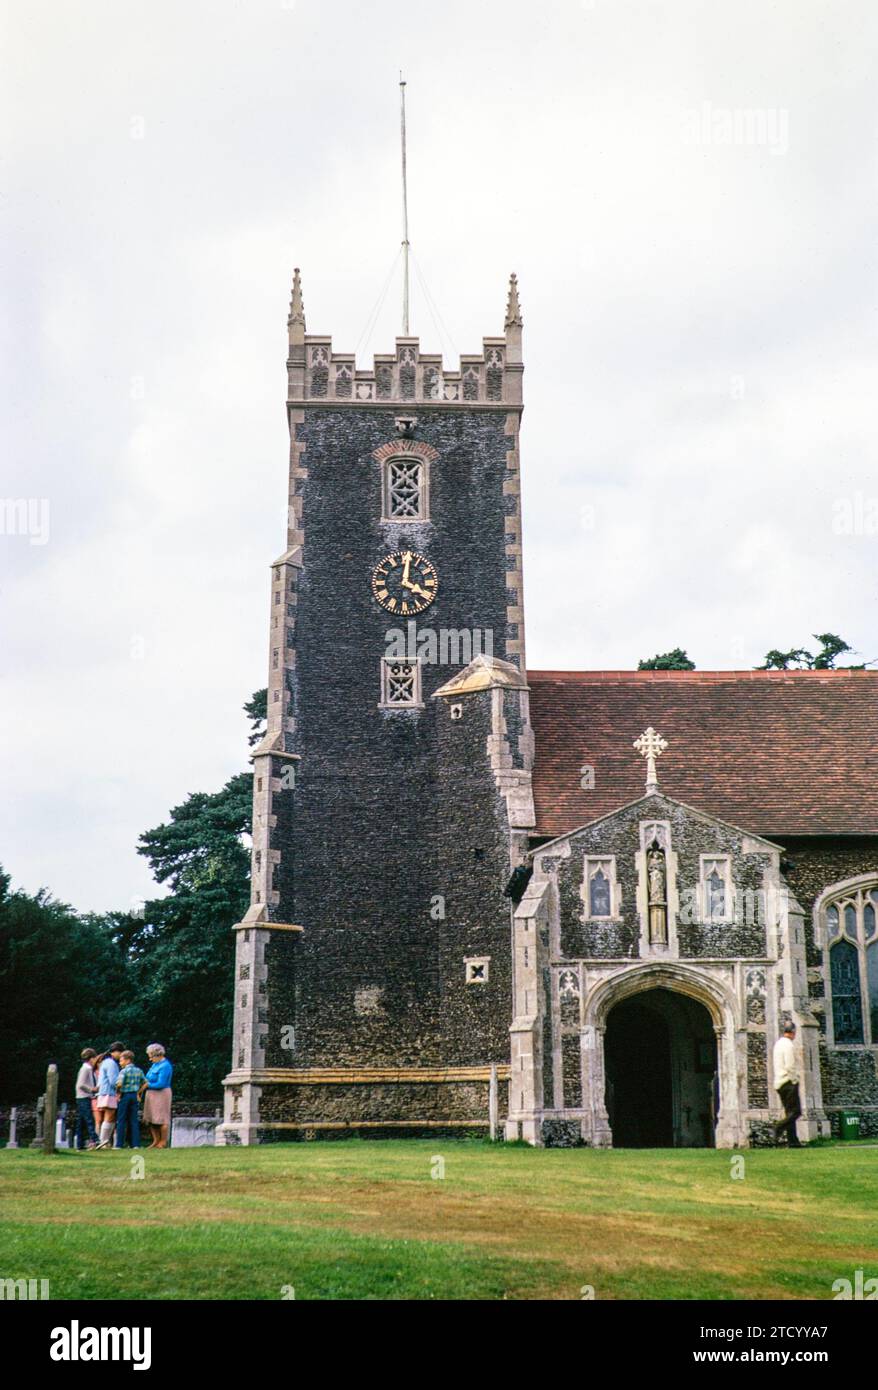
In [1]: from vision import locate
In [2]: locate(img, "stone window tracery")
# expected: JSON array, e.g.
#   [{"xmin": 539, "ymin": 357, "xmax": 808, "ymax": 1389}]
[
  {"xmin": 822, "ymin": 880, "xmax": 878, "ymax": 1045},
  {"xmin": 462, "ymin": 364, "xmax": 480, "ymax": 401},
  {"xmin": 380, "ymin": 657, "xmax": 422, "ymax": 708},
  {"xmin": 384, "ymin": 457, "xmax": 427, "ymax": 519}
]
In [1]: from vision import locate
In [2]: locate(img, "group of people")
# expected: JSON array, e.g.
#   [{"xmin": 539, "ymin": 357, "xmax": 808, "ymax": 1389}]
[
  {"xmin": 69, "ymin": 1028, "xmax": 800, "ymax": 1151},
  {"xmin": 74, "ymin": 1042, "xmax": 173, "ymax": 1151}
]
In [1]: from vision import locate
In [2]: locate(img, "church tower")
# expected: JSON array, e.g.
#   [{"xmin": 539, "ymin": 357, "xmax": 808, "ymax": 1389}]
[{"xmin": 218, "ymin": 270, "xmax": 536, "ymax": 1142}]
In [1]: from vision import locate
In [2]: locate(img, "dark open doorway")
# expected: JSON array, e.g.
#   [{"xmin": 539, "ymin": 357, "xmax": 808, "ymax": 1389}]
[{"xmin": 604, "ymin": 988, "xmax": 717, "ymax": 1148}]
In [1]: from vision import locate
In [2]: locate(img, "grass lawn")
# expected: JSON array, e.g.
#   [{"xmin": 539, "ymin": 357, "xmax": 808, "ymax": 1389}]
[{"xmin": 1, "ymin": 1140, "xmax": 875, "ymax": 1300}]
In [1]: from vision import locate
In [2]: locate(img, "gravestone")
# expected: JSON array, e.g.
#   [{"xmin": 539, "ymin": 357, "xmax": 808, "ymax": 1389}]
[
  {"xmin": 42, "ymin": 1065, "xmax": 58, "ymax": 1155},
  {"xmin": 170, "ymin": 1116, "xmax": 218, "ymax": 1147},
  {"xmin": 57, "ymin": 1102, "xmax": 71, "ymax": 1149},
  {"xmin": 30, "ymin": 1094, "xmax": 45, "ymax": 1149}
]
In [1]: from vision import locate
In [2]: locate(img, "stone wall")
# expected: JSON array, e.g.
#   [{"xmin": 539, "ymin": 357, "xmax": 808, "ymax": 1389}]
[
  {"xmin": 776, "ymin": 837, "xmax": 878, "ymax": 1118},
  {"xmin": 283, "ymin": 408, "xmax": 518, "ymax": 1071},
  {"xmin": 549, "ymin": 793, "xmax": 771, "ymax": 962},
  {"xmin": 224, "ymin": 396, "xmax": 527, "ymax": 1138},
  {"xmin": 256, "ymin": 1077, "xmax": 508, "ymax": 1133},
  {"xmin": 518, "ymin": 794, "xmax": 826, "ymax": 1147}
]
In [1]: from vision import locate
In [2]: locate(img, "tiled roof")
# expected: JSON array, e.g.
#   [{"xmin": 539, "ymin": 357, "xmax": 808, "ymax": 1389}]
[{"xmin": 528, "ymin": 669, "xmax": 878, "ymax": 839}]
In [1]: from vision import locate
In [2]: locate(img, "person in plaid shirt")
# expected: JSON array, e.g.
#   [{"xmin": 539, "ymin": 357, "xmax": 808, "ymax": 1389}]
[{"xmin": 114, "ymin": 1051, "xmax": 147, "ymax": 1149}]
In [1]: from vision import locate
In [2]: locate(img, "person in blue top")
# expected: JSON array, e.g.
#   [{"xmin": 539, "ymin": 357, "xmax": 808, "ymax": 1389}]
[
  {"xmin": 94, "ymin": 1042, "xmax": 125, "ymax": 1149},
  {"xmin": 142, "ymin": 1043, "xmax": 174, "ymax": 1148}
]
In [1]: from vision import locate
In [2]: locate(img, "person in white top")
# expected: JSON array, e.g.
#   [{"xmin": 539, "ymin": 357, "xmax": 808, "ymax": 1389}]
[
  {"xmin": 772, "ymin": 1023, "xmax": 802, "ymax": 1148},
  {"xmin": 74, "ymin": 1047, "xmax": 98, "ymax": 1150}
]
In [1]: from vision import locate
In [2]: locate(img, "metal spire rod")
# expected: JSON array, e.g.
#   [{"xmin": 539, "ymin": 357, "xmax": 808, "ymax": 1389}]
[{"xmin": 399, "ymin": 72, "xmax": 410, "ymax": 336}]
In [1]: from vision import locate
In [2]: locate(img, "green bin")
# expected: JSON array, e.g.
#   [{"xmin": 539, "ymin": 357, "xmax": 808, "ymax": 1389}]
[{"xmin": 840, "ymin": 1111, "xmax": 861, "ymax": 1140}]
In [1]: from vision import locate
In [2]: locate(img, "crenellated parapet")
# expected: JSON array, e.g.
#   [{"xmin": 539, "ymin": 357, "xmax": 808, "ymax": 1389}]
[{"xmin": 286, "ymin": 269, "xmax": 523, "ymax": 409}]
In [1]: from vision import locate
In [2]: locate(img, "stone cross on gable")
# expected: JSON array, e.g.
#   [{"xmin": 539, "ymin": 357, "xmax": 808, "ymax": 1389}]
[{"xmin": 633, "ymin": 726, "xmax": 668, "ymax": 794}]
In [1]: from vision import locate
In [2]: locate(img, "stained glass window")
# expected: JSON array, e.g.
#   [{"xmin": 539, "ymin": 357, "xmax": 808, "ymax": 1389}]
[
  {"xmin": 590, "ymin": 868, "xmax": 611, "ymax": 917},
  {"xmin": 868, "ymin": 941, "xmax": 878, "ymax": 1041},
  {"xmin": 830, "ymin": 939, "xmax": 864, "ymax": 1044},
  {"xmin": 824, "ymin": 881, "xmax": 878, "ymax": 1045},
  {"xmin": 583, "ymin": 859, "xmax": 615, "ymax": 919}
]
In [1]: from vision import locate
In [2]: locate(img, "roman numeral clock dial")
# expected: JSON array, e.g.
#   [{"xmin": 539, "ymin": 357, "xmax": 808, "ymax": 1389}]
[{"xmin": 371, "ymin": 550, "xmax": 438, "ymax": 616}]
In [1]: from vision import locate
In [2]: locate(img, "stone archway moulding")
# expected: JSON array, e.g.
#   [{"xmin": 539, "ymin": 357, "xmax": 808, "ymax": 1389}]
[
  {"xmin": 580, "ymin": 961, "xmax": 746, "ymax": 1149},
  {"xmin": 584, "ymin": 960, "xmax": 736, "ymax": 1034}
]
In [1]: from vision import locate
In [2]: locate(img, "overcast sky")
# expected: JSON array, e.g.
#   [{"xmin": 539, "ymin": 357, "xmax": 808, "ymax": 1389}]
[{"xmin": 2, "ymin": 0, "xmax": 876, "ymax": 913}]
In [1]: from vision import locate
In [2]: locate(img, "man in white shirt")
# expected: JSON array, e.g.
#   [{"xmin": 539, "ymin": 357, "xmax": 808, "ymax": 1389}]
[{"xmin": 772, "ymin": 1022, "xmax": 802, "ymax": 1148}]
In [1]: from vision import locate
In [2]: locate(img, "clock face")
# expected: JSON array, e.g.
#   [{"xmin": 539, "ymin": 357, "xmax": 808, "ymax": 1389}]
[{"xmin": 371, "ymin": 550, "xmax": 438, "ymax": 616}]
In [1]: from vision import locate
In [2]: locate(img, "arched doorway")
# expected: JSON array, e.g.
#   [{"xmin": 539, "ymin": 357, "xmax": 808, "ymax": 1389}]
[{"xmin": 604, "ymin": 988, "xmax": 718, "ymax": 1147}]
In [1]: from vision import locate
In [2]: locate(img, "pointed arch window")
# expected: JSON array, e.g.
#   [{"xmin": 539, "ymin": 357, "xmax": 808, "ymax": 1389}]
[
  {"xmin": 822, "ymin": 880, "xmax": 878, "ymax": 1046},
  {"xmin": 590, "ymin": 867, "xmax": 611, "ymax": 917},
  {"xmin": 581, "ymin": 857, "xmax": 618, "ymax": 920}
]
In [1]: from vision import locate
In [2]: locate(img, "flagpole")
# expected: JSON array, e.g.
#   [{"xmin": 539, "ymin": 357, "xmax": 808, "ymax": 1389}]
[{"xmin": 400, "ymin": 73, "xmax": 410, "ymax": 335}]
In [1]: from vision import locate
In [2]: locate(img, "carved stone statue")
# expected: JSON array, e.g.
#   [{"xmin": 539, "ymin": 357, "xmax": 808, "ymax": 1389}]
[{"xmin": 647, "ymin": 839, "xmax": 668, "ymax": 944}]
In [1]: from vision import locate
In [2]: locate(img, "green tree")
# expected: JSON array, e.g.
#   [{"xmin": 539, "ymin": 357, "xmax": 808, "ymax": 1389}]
[
  {"xmin": 0, "ymin": 870, "xmax": 132, "ymax": 1103},
  {"xmin": 757, "ymin": 633, "xmax": 856, "ymax": 670},
  {"xmin": 244, "ymin": 688, "xmax": 267, "ymax": 746},
  {"xmin": 758, "ymin": 647, "xmax": 813, "ymax": 671},
  {"xmin": 126, "ymin": 692, "xmax": 263, "ymax": 1098},
  {"xmin": 130, "ymin": 772, "xmax": 252, "ymax": 1099},
  {"xmin": 638, "ymin": 648, "xmax": 696, "ymax": 671},
  {"xmin": 0, "ymin": 693, "xmax": 262, "ymax": 1104},
  {"xmin": 812, "ymin": 633, "xmax": 853, "ymax": 669}
]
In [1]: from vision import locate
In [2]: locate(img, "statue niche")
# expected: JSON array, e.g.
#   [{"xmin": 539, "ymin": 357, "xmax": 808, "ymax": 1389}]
[{"xmin": 646, "ymin": 838, "xmax": 668, "ymax": 945}]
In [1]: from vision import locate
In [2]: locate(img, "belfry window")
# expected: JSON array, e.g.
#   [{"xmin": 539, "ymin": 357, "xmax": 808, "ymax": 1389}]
[
  {"xmin": 380, "ymin": 657, "xmax": 422, "ymax": 709},
  {"xmin": 823, "ymin": 881, "xmax": 878, "ymax": 1045},
  {"xmin": 384, "ymin": 457, "xmax": 427, "ymax": 520}
]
